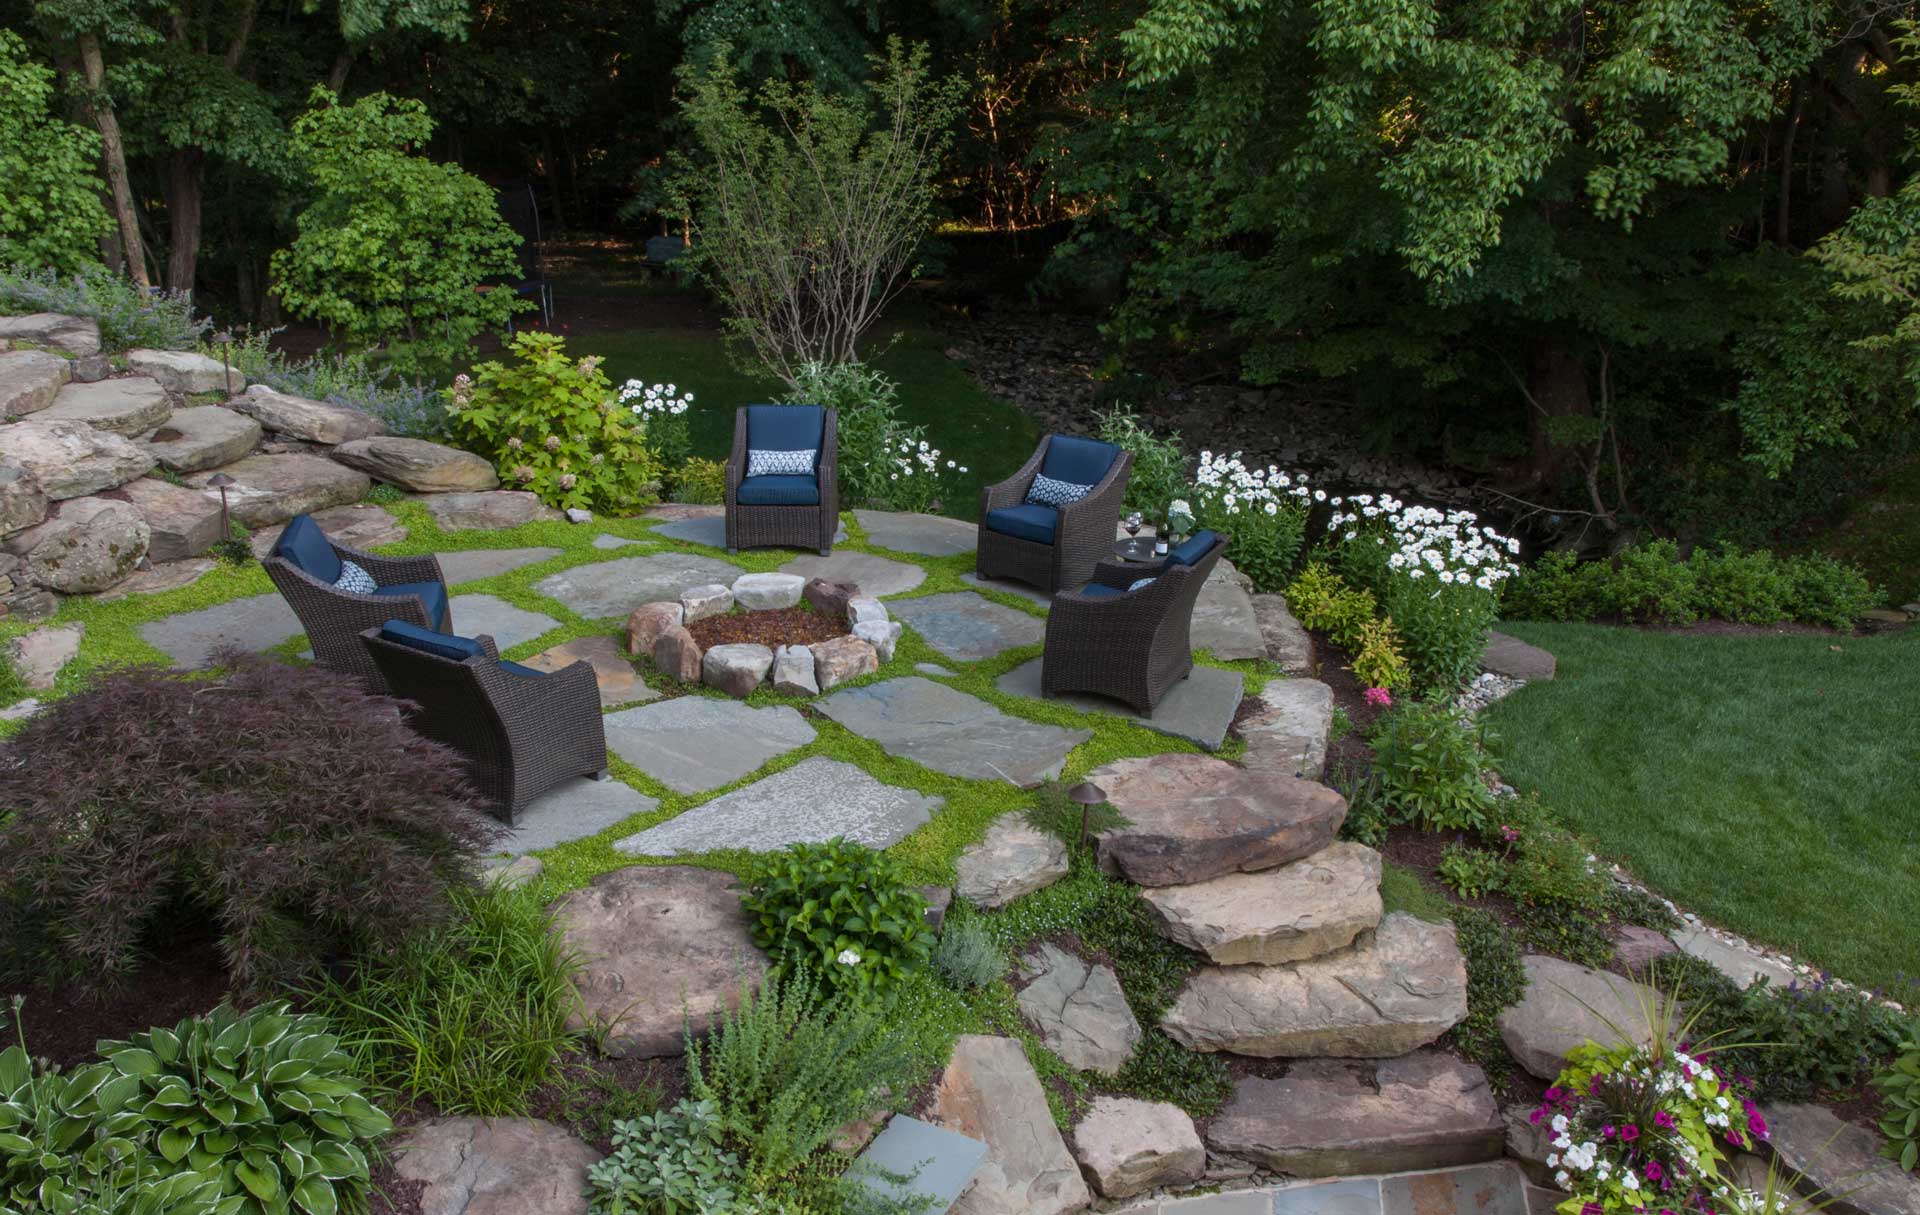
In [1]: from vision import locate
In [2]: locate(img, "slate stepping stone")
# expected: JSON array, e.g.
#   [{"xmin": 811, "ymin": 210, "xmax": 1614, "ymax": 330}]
[
  {"xmin": 495, "ymin": 776, "xmax": 657, "ymax": 855},
  {"xmin": 39, "ymin": 378, "xmax": 172, "ymax": 436},
  {"xmin": 1071, "ymin": 1096, "xmax": 1205, "ymax": 1200},
  {"xmin": 780, "ymin": 550, "xmax": 924, "ymax": 597},
  {"xmin": 1090, "ymin": 752, "xmax": 1348, "ymax": 887},
  {"xmin": 958, "ymin": 572, "xmax": 1051, "ymax": 608},
  {"xmin": 1015, "ymin": 943, "xmax": 1140, "ymax": 1075},
  {"xmin": 955, "ymin": 815, "xmax": 1070, "ymax": 908},
  {"xmin": 521, "ymin": 634, "xmax": 654, "ymax": 707},
  {"xmin": 1191, "ymin": 561, "xmax": 1265, "ymax": 660},
  {"xmin": 1381, "ymin": 1163, "xmax": 1533, "ymax": 1215},
  {"xmin": 533, "ymin": 552, "xmax": 742, "ymax": 619},
  {"xmin": 1763, "ymin": 1102, "xmax": 1920, "ymax": 1215},
  {"xmin": 1207, "ymin": 1051, "xmax": 1504, "ymax": 1177},
  {"xmin": 887, "ymin": 591, "xmax": 1045, "ymax": 663},
  {"xmin": 1237, "ymin": 679, "xmax": 1335, "ymax": 781},
  {"xmin": 1139, "ymin": 841, "xmax": 1384, "ymax": 966},
  {"xmin": 929, "ymin": 1034, "xmax": 1092, "ymax": 1215},
  {"xmin": 424, "ymin": 490, "xmax": 562, "ymax": 531},
  {"xmin": 448, "ymin": 594, "xmax": 560, "ymax": 652},
  {"xmin": 550, "ymin": 864, "xmax": 768, "ymax": 1057},
  {"xmin": 590, "ymin": 533, "xmax": 645, "ymax": 549},
  {"xmin": 847, "ymin": 1115, "xmax": 988, "ymax": 1215},
  {"xmin": 392, "ymin": 1116, "xmax": 601, "ymax": 1215},
  {"xmin": 438, "ymin": 546, "xmax": 563, "ymax": 584},
  {"xmin": 995, "ymin": 658, "xmax": 1244, "ymax": 750},
  {"xmin": 1482, "ymin": 631, "xmax": 1556, "ymax": 681},
  {"xmin": 602, "ymin": 697, "xmax": 815, "ymax": 793},
  {"xmin": 854, "ymin": 509, "xmax": 976, "ymax": 557},
  {"xmin": 1496, "ymin": 955, "xmax": 1667, "ymax": 1081},
  {"xmin": 615, "ymin": 756, "xmax": 940, "ymax": 856},
  {"xmin": 1162, "ymin": 913, "xmax": 1469, "ymax": 1057},
  {"xmin": 653, "ymin": 512, "xmax": 846, "ymax": 549},
  {"xmin": 818, "ymin": 677, "xmax": 1089, "ymax": 787},
  {"xmin": 139, "ymin": 591, "xmax": 301, "ymax": 668}
]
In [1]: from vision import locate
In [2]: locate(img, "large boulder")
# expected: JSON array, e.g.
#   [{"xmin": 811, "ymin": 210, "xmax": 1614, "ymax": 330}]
[
  {"xmin": 1162, "ymin": 913, "xmax": 1469, "ymax": 1057},
  {"xmin": 1236, "ymin": 678, "xmax": 1335, "ymax": 781},
  {"xmin": 0, "ymin": 419, "xmax": 154, "ymax": 500},
  {"xmin": 231, "ymin": 384, "xmax": 385, "ymax": 444},
  {"xmin": 125, "ymin": 349, "xmax": 244, "ymax": 396},
  {"xmin": 1206, "ymin": 1051, "xmax": 1505, "ymax": 1176},
  {"xmin": 391, "ymin": 1116, "xmax": 601, "ymax": 1215},
  {"xmin": 105, "ymin": 477, "xmax": 224, "ymax": 561},
  {"xmin": 1763, "ymin": 1103, "xmax": 1920, "ymax": 1215},
  {"xmin": 624, "ymin": 601, "xmax": 684, "ymax": 656},
  {"xmin": 0, "ymin": 313, "xmax": 100, "ymax": 356},
  {"xmin": 548, "ymin": 865, "xmax": 768, "ymax": 1058},
  {"xmin": 1483, "ymin": 631, "xmax": 1556, "ymax": 681},
  {"xmin": 144, "ymin": 405, "xmax": 261, "ymax": 473},
  {"xmin": 1497, "ymin": 955, "xmax": 1666, "ymax": 1081},
  {"xmin": 930, "ymin": 1035, "xmax": 1093, "ymax": 1215},
  {"xmin": 0, "ymin": 350, "xmax": 70, "ymax": 417},
  {"xmin": 248, "ymin": 503, "xmax": 406, "ymax": 558},
  {"xmin": 185, "ymin": 453, "xmax": 369, "ymax": 527},
  {"xmin": 8, "ymin": 496, "xmax": 150, "ymax": 592},
  {"xmin": 955, "ymin": 816, "xmax": 1069, "ymax": 909},
  {"xmin": 1015, "ymin": 944, "xmax": 1140, "ymax": 1076},
  {"xmin": 0, "ymin": 464, "xmax": 48, "ymax": 536},
  {"xmin": 423, "ymin": 489, "xmax": 561, "ymax": 531},
  {"xmin": 37, "ymin": 378, "xmax": 172, "ymax": 437},
  {"xmin": 1139, "ymin": 841, "xmax": 1383, "ymax": 965},
  {"xmin": 1090, "ymin": 753, "xmax": 1348, "ymax": 887},
  {"xmin": 331, "ymin": 435, "xmax": 498, "ymax": 493},
  {"xmin": 1070, "ymin": 1097, "xmax": 1204, "ymax": 1199}
]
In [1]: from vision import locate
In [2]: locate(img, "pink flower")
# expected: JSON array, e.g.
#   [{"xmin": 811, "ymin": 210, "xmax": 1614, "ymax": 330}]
[
  {"xmin": 1500, "ymin": 825, "xmax": 1520, "ymax": 843},
  {"xmin": 1653, "ymin": 1111, "xmax": 1676, "ymax": 1130},
  {"xmin": 1646, "ymin": 1163, "xmax": 1665, "ymax": 1184},
  {"xmin": 1621, "ymin": 1124, "xmax": 1640, "ymax": 1142},
  {"xmin": 1364, "ymin": 687, "xmax": 1393, "ymax": 708},
  {"xmin": 1747, "ymin": 1112, "xmax": 1768, "ymax": 1138}
]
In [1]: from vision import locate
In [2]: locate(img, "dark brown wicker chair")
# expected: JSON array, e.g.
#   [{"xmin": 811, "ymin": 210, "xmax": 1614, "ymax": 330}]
[
  {"xmin": 263, "ymin": 514, "xmax": 450, "ymax": 693},
  {"xmin": 1041, "ymin": 531, "xmax": 1229, "ymax": 713},
  {"xmin": 977, "ymin": 435, "xmax": 1133, "ymax": 593},
  {"xmin": 725, "ymin": 404, "xmax": 839, "ymax": 554},
  {"xmin": 360, "ymin": 622, "xmax": 608, "ymax": 822}
]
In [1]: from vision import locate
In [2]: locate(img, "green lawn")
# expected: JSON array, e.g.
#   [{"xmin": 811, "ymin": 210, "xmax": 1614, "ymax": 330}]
[{"xmin": 1481, "ymin": 620, "xmax": 1920, "ymax": 995}]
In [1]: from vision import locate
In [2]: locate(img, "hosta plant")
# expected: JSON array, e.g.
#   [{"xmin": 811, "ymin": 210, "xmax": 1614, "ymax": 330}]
[
  {"xmin": 1876, "ymin": 1038, "xmax": 1920, "ymax": 1171},
  {"xmin": 738, "ymin": 838, "xmax": 930, "ymax": 1002}
]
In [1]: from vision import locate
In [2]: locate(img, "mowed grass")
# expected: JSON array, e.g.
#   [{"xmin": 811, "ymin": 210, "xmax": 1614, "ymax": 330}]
[{"xmin": 1481, "ymin": 620, "xmax": 1920, "ymax": 994}]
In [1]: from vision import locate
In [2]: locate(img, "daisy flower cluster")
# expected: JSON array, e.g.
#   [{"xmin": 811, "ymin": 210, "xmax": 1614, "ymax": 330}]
[
  {"xmin": 1186, "ymin": 451, "xmax": 1315, "ymax": 591},
  {"xmin": 1534, "ymin": 1042, "xmax": 1773, "ymax": 1215},
  {"xmin": 616, "ymin": 378, "xmax": 693, "ymax": 418},
  {"xmin": 616, "ymin": 378, "xmax": 694, "ymax": 469},
  {"xmin": 886, "ymin": 435, "xmax": 966, "ymax": 514},
  {"xmin": 1325, "ymin": 493, "xmax": 1522, "ymax": 592}
]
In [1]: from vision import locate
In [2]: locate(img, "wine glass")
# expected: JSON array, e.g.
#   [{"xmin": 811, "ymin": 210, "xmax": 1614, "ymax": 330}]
[{"xmin": 1124, "ymin": 512, "xmax": 1143, "ymax": 540}]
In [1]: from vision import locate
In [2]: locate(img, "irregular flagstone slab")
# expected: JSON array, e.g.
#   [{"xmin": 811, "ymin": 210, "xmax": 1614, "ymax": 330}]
[
  {"xmin": 1763, "ymin": 1102, "xmax": 1920, "ymax": 1215},
  {"xmin": 1071, "ymin": 1096, "xmax": 1205, "ymax": 1199},
  {"xmin": 956, "ymin": 815, "xmax": 1070, "ymax": 908},
  {"xmin": 331, "ymin": 436, "xmax": 499, "ymax": 493},
  {"xmin": 779, "ymin": 549, "xmax": 926, "ymax": 597},
  {"xmin": 1483, "ymin": 631, "xmax": 1555, "ymax": 681},
  {"xmin": 40, "ymin": 378, "xmax": 173, "ymax": 436},
  {"xmin": 1191, "ymin": 561, "xmax": 1265, "ymax": 660},
  {"xmin": 1252, "ymin": 593, "xmax": 1315, "ymax": 675},
  {"xmin": 0, "ymin": 350, "xmax": 70, "ymax": 417},
  {"xmin": 931, "ymin": 1034, "xmax": 1094, "ymax": 1215},
  {"xmin": 848, "ymin": 1115, "xmax": 989, "ymax": 1215},
  {"xmin": 392, "ymin": 1116, "xmax": 601, "ymax": 1215},
  {"xmin": 1381, "ymin": 1163, "xmax": 1533, "ymax": 1215},
  {"xmin": 1497, "ymin": 955, "xmax": 1666, "ymax": 1081},
  {"xmin": 533, "ymin": 551, "xmax": 742, "ymax": 619},
  {"xmin": 888, "ymin": 591, "xmax": 1045, "ymax": 662},
  {"xmin": 653, "ymin": 512, "xmax": 846, "ymax": 549},
  {"xmin": 0, "ymin": 313, "xmax": 100, "ymax": 357},
  {"xmin": 855, "ymin": 509, "xmax": 976, "ymax": 557},
  {"xmin": 616, "ymin": 756, "xmax": 940, "ymax": 856},
  {"xmin": 125, "ymin": 349, "xmax": 243, "ymax": 396},
  {"xmin": 1237, "ymin": 678, "xmax": 1335, "ymax": 781},
  {"xmin": 995, "ymin": 658, "xmax": 1243, "ymax": 750},
  {"xmin": 483, "ymin": 855, "xmax": 544, "ymax": 891},
  {"xmin": 591, "ymin": 533, "xmax": 645, "ymax": 550},
  {"xmin": 1163, "ymin": 913, "xmax": 1469, "ymax": 1057},
  {"xmin": 819, "ymin": 677, "xmax": 1090, "ymax": 787},
  {"xmin": 448, "ymin": 593, "xmax": 560, "ymax": 651},
  {"xmin": 1139, "ymin": 842, "xmax": 1383, "ymax": 966},
  {"xmin": 551, "ymin": 864, "xmax": 768, "ymax": 1057},
  {"xmin": 0, "ymin": 419, "xmax": 155, "ymax": 500},
  {"xmin": 1611, "ymin": 925, "xmax": 1678, "ymax": 974},
  {"xmin": 96, "ymin": 557, "xmax": 215, "ymax": 601},
  {"xmin": 1208, "ymin": 1051, "xmax": 1504, "ymax": 1177},
  {"xmin": 498, "ymin": 776, "xmax": 656, "ymax": 856},
  {"xmin": 1503, "ymin": 1104, "xmax": 1559, "ymax": 1188},
  {"xmin": 105, "ymin": 476, "xmax": 222, "ymax": 561},
  {"xmin": 1090, "ymin": 753, "xmax": 1348, "ymax": 887},
  {"xmin": 232, "ymin": 384, "xmax": 385, "ymax": 444},
  {"xmin": 144, "ymin": 404, "xmax": 261, "ymax": 473},
  {"xmin": 139, "ymin": 591, "xmax": 302, "ymax": 667},
  {"xmin": 958, "ymin": 571, "xmax": 1052, "ymax": 608},
  {"xmin": 185, "ymin": 453, "xmax": 369, "ymax": 527},
  {"xmin": 425, "ymin": 489, "xmax": 562, "ymax": 531},
  {"xmin": 11, "ymin": 623, "xmax": 83, "ymax": 690},
  {"xmin": 438, "ymin": 546, "xmax": 563, "ymax": 584},
  {"xmin": 1272, "ymin": 1177, "xmax": 1388, "ymax": 1215},
  {"xmin": 251, "ymin": 503, "xmax": 408, "ymax": 557},
  {"xmin": 521, "ymin": 634, "xmax": 654, "ymax": 708},
  {"xmin": 1673, "ymin": 928, "xmax": 1800, "ymax": 991},
  {"xmin": 1016, "ymin": 944, "xmax": 1140, "ymax": 1076},
  {"xmin": 602, "ymin": 697, "xmax": 816, "ymax": 793}
]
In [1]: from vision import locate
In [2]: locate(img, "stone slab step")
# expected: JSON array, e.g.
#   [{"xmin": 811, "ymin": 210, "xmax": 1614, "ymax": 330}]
[
  {"xmin": 0, "ymin": 349, "xmax": 70, "ymax": 417},
  {"xmin": 1140, "ymin": 841, "xmax": 1382, "ymax": 966},
  {"xmin": 40, "ymin": 378, "xmax": 172, "ymax": 436},
  {"xmin": 145, "ymin": 404, "xmax": 261, "ymax": 472}
]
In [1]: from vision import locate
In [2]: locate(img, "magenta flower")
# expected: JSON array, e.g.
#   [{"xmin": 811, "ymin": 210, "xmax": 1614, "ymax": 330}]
[
  {"xmin": 1582, "ymin": 1204, "xmax": 1604, "ymax": 1215},
  {"xmin": 1646, "ymin": 1162, "xmax": 1665, "ymax": 1183},
  {"xmin": 1545, "ymin": 1087, "xmax": 1565, "ymax": 1102},
  {"xmin": 1621, "ymin": 1124, "xmax": 1640, "ymax": 1143},
  {"xmin": 1653, "ymin": 1111, "xmax": 1676, "ymax": 1130},
  {"xmin": 1364, "ymin": 686, "xmax": 1393, "ymax": 708},
  {"xmin": 1748, "ymin": 1111, "xmax": 1768, "ymax": 1138}
]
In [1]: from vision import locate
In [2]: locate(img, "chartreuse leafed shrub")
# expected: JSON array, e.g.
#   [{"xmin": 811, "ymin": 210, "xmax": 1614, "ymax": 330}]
[
  {"xmin": 1504, "ymin": 541, "xmax": 1881, "ymax": 628},
  {"xmin": 672, "ymin": 457, "xmax": 727, "ymax": 505},
  {"xmin": 0, "ymin": 658, "xmax": 498, "ymax": 992},
  {"xmin": 448, "ymin": 332, "xmax": 663, "ymax": 514},
  {"xmin": 739, "ymin": 838, "xmax": 931, "ymax": 1002},
  {"xmin": 308, "ymin": 883, "xmax": 582, "ymax": 1116}
]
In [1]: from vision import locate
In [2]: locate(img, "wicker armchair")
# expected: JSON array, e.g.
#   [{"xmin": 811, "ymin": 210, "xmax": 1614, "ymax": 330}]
[
  {"xmin": 977, "ymin": 435, "xmax": 1133, "ymax": 593},
  {"xmin": 725, "ymin": 404, "xmax": 839, "ymax": 554},
  {"xmin": 1041, "ymin": 531, "xmax": 1229, "ymax": 713},
  {"xmin": 360, "ymin": 621, "xmax": 609, "ymax": 822},
  {"xmin": 263, "ymin": 514, "xmax": 450, "ymax": 692}
]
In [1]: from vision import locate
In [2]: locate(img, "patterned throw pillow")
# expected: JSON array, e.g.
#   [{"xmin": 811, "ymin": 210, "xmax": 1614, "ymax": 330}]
[
  {"xmin": 747, "ymin": 448, "xmax": 815, "ymax": 478},
  {"xmin": 1026, "ymin": 473, "xmax": 1093, "ymax": 509},
  {"xmin": 334, "ymin": 560, "xmax": 377, "ymax": 594},
  {"xmin": 1128, "ymin": 576, "xmax": 1158, "ymax": 592}
]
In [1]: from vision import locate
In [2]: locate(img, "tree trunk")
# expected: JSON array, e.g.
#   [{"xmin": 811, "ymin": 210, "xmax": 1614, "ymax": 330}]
[
  {"xmin": 164, "ymin": 149, "xmax": 206, "ymax": 296},
  {"xmin": 1525, "ymin": 337, "xmax": 1592, "ymax": 486},
  {"xmin": 77, "ymin": 33, "xmax": 148, "ymax": 291},
  {"xmin": 1776, "ymin": 80, "xmax": 1805, "ymax": 246}
]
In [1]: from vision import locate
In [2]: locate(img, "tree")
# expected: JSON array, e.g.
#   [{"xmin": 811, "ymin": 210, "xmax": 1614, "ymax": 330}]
[
  {"xmin": 270, "ymin": 87, "xmax": 525, "ymax": 375},
  {"xmin": 673, "ymin": 37, "xmax": 967, "ymax": 385},
  {"xmin": 0, "ymin": 29, "xmax": 111, "ymax": 272}
]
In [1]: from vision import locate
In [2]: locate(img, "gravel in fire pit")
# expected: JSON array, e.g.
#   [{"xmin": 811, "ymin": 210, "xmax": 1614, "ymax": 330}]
[{"xmin": 685, "ymin": 605, "xmax": 851, "ymax": 650}]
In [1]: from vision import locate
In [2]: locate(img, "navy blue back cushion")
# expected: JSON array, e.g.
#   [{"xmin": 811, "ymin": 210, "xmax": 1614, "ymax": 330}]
[
  {"xmin": 275, "ymin": 514, "xmax": 342, "ymax": 584},
  {"xmin": 745, "ymin": 405, "xmax": 825, "ymax": 463},
  {"xmin": 1040, "ymin": 435, "xmax": 1119, "ymax": 487},
  {"xmin": 380, "ymin": 619, "xmax": 483, "ymax": 663},
  {"xmin": 1167, "ymin": 529, "xmax": 1221, "ymax": 568}
]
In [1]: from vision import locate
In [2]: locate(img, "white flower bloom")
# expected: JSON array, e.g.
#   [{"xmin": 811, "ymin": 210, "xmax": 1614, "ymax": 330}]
[{"xmin": 836, "ymin": 949, "xmax": 861, "ymax": 965}]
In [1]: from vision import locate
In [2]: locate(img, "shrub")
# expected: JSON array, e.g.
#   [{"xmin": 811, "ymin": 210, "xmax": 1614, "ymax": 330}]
[
  {"xmin": 930, "ymin": 917, "xmax": 1006, "ymax": 991},
  {"xmin": 786, "ymin": 361, "xmax": 901, "ymax": 508},
  {"xmin": 449, "ymin": 332, "xmax": 662, "ymax": 514},
  {"xmin": 1875, "ymin": 1038, "xmax": 1920, "ymax": 1171},
  {"xmin": 1333, "ymin": 766, "xmax": 1390, "ymax": 848},
  {"xmin": 619, "ymin": 378, "xmax": 694, "ymax": 473},
  {"xmin": 1189, "ymin": 452, "xmax": 1312, "ymax": 591},
  {"xmin": 739, "ymin": 839, "xmax": 931, "ymax": 1002},
  {"xmin": 309, "ymin": 882, "xmax": 581, "ymax": 1116},
  {"xmin": 1097, "ymin": 406, "xmax": 1187, "ymax": 522},
  {"xmin": 1522, "ymin": 903, "xmax": 1614, "ymax": 967},
  {"xmin": 222, "ymin": 330, "xmax": 446, "ymax": 437},
  {"xmin": 1444, "ymin": 909, "xmax": 1527, "ymax": 1085},
  {"xmin": 0, "ymin": 658, "xmax": 498, "ymax": 992},
  {"xmin": 1351, "ymin": 616, "xmax": 1412, "ymax": 691},
  {"xmin": 1437, "ymin": 843, "xmax": 1504, "ymax": 900},
  {"xmin": 1505, "ymin": 542, "xmax": 1880, "ymax": 628},
  {"xmin": 1782, "ymin": 553, "xmax": 1882, "ymax": 628},
  {"xmin": 1501, "ymin": 549, "xmax": 1601, "ymax": 622},
  {"xmin": 1605, "ymin": 539, "xmax": 1701, "ymax": 623},
  {"xmin": 1604, "ymin": 885, "xmax": 1682, "ymax": 933},
  {"xmin": 0, "ymin": 30, "xmax": 111, "ymax": 274},
  {"xmin": 673, "ymin": 457, "xmax": 728, "ymax": 505},
  {"xmin": 1690, "ymin": 544, "xmax": 1792, "ymax": 624},
  {"xmin": 0, "ymin": 265, "xmax": 207, "ymax": 353},
  {"xmin": 1368, "ymin": 700, "xmax": 1498, "ymax": 833},
  {"xmin": 587, "ymin": 1097, "xmax": 746, "ymax": 1215}
]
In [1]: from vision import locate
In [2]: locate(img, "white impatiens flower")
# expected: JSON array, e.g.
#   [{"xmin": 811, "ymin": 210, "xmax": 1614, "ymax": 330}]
[
  {"xmin": 1551, "ymin": 1115, "xmax": 1569, "ymax": 1134},
  {"xmin": 837, "ymin": 949, "xmax": 861, "ymax": 965}
]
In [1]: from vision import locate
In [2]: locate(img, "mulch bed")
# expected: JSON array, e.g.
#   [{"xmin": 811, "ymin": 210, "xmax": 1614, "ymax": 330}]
[
  {"xmin": 3, "ymin": 930, "xmax": 238, "ymax": 1068},
  {"xmin": 685, "ymin": 605, "xmax": 849, "ymax": 650}
]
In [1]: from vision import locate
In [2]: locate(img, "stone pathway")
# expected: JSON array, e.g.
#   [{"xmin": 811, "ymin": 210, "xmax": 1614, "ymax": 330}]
[
  {"xmin": 614, "ymin": 756, "xmax": 941, "ymax": 855},
  {"xmin": 819, "ymin": 677, "xmax": 1089, "ymax": 786},
  {"xmin": 995, "ymin": 658, "xmax": 1243, "ymax": 749},
  {"xmin": 495, "ymin": 776, "xmax": 657, "ymax": 855},
  {"xmin": 888, "ymin": 591, "xmax": 1046, "ymax": 662},
  {"xmin": 438, "ymin": 546, "xmax": 562, "ymax": 583},
  {"xmin": 140, "ymin": 592, "xmax": 302, "ymax": 667}
]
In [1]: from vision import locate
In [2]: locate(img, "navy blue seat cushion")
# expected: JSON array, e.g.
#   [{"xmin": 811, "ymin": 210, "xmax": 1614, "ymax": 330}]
[
  {"xmin": 380, "ymin": 619, "xmax": 479, "ymax": 662},
  {"xmin": 1167, "ymin": 529, "xmax": 1222, "ymax": 568},
  {"xmin": 1077, "ymin": 582, "xmax": 1125, "ymax": 599},
  {"xmin": 374, "ymin": 580, "xmax": 449, "ymax": 630},
  {"xmin": 984, "ymin": 503, "xmax": 1058, "ymax": 545},
  {"xmin": 745, "ymin": 405, "xmax": 825, "ymax": 471},
  {"xmin": 736, "ymin": 474, "xmax": 821, "ymax": 506},
  {"xmin": 274, "ymin": 514, "xmax": 342, "ymax": 584},
  {"xmin": 1040, "ymin": 435, "xmax": 1119, "ymax": 487}
]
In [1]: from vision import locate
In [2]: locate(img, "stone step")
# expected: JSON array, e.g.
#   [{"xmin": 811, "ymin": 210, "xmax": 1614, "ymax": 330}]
[
  {"xmin": 39, "ymin": 377, "xmax": 172, "ymax": 436},
  {"xmin": 1140, "ymin": 841, "xmax": 1383, "ymax": 966},
  {"xmin": 145, "ymin": 404, "xmax": 261, "ymax": 473},
  {"xmin": 0, "ymin": 312, "xmax": 100, "ymax": 357},
  {"xmin": 125, "ymin": 349, "xmax": 244, "ymax": 396},
  {"xmin": 185, "ymin": 453, "xmax": 369, "ymax": 528},
  {"xmin": 1763, "ymin": 1103, "xmax": 1920, "ymax": 1215},
  {"xmin": 1161, "ymin": 913, "xmax": 1468, "ymax": 1058},
  {"xmin": 928, "ymin": 1034, "xmax": 1092, "ymax": 1215},
  {"xmin": 331, "ymin": 435, "xmax": 498, "ymax": 493},
  {"xmin": 1236, "ymin": 678, "xmax": 1335, "ymax": 782},
  {"xmin": 230, "ymin": 383, "xmax": 384, "ymax": 444},
  {"xmin": 1206, "ymin": 1051, "xmax": 1505, "ymax": 1177},
  {"xmin": 0, "ymin": 349, "xmax": 70, "ymax": 417},
  {"xmin": 0, "ymin": 418, "xmax": 155, "ymax": 500},
  {"xmin": 105, "ymin": 476, "xmax": 224, "ymax": 561},
  {"xmin": 1495, "ymin": 955, "xmax": 1666, "ymax": 1081}
]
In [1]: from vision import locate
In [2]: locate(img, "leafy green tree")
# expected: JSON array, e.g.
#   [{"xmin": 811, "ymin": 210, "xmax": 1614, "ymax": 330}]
[
  {"xmin": 0, "ymin": 29, "xmax": 111, "ymax": 272},
  {"xmin": 270, "ymin": 87, "xmax": 525, "ymax": 376}
]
